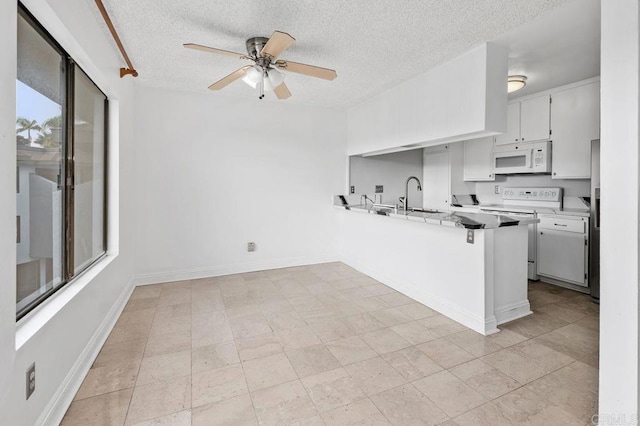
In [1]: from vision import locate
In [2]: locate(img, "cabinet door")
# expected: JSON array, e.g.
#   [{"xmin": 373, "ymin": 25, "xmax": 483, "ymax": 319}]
[
  {"xmin": 423, "ymin": 150, "xmax": 450, "ymax": 211},
  {"xmin": 537, "ymin": 229, "xmax": 586, "ymax": 286},
  {"xmin": 551, "ymin": 83, "xmax": 600, "ymax": 179},
  {"xmin": 520, "ymin": 95, "xmax": 551, "ymax": 142},
  {"xmin": 463, "ymin": 137, "xmax": 495, "ymax": 181},
  {"xmin": 494, "ymin": 103, "xmax": 521, "ymax": 145}
]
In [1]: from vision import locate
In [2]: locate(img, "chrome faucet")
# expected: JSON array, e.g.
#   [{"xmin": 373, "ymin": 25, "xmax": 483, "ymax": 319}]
[{"xmin": 404, "ymin": 176, "xmax": 423, "ymax": 214}]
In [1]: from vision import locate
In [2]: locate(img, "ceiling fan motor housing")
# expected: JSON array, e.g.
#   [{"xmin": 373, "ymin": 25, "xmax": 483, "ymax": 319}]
[{"xmin": 246, "ymin": 37, "xmax": 270, "ymax": 59}]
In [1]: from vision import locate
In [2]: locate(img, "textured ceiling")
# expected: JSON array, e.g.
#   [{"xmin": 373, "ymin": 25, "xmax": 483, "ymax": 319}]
[{"xmin": 93, "ymin": 0, "xmax": 586, "ymax": 108}]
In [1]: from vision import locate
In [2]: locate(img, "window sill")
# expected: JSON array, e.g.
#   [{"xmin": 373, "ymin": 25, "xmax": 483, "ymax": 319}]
[{"xmin": 15, "ymin": 253, "xmax": 117, "ymax": 350}]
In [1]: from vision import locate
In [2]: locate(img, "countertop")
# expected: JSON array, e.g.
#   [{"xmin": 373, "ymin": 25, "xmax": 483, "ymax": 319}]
[
  {"xmin": 335, "ymin": 204, "xmax": 539, "ymax": 229},
  {"xmin": 458, "ymin": 203, "xmax": 590, "ymax": 218}
]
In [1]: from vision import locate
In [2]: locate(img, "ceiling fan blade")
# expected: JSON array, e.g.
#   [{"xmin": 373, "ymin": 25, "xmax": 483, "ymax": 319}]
[
  {"xmin": 273, "ymin": 82, "xmax": 292, "ymax": 100},
  {"xmin": 260, "ymin": 31, "xmax": 295, "ymax": 59},
  {"xmin": 275, "ymin": 60, "xmax": 337, "ymax": 81},
  {"xmin": 184, "ymin": 43, "xmax": 247, "ymax": 60},
  {"xmin": 208, "ymin": 66, "xmax": 252, "ymax": 90}
]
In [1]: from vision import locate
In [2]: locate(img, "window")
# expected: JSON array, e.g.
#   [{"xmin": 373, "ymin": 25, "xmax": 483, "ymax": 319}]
[{"xmin": 16, "ymin": 4, "xmax": 107, "ymax": 319}]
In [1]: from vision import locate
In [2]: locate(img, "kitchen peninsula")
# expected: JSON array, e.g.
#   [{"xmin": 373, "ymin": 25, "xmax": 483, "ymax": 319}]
[{"xmin": 336, "ymin": 204, "xmax": 536, "ymax": 335}]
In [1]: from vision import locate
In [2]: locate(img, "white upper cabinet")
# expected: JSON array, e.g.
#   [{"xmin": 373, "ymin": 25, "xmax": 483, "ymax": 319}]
[
  {"xmin": 551, "ymin": 82, "xmax": 600, "ymax": 179},
  {"xmin": 494, "ymin": 95, "xmax": 551, "ymax": 145},
  {"xmin": 520, "ymin": 95, "xmax": 551, "ymax": 142},
  {"xmin": 463, "ymin": 137, "xmax": 495, "ymax": 181}
]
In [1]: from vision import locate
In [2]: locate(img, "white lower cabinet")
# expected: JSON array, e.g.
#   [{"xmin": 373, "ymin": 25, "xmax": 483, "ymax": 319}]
[{"xmin": 537, "ymin": 215, "xmax": 588, "ymax": 287}]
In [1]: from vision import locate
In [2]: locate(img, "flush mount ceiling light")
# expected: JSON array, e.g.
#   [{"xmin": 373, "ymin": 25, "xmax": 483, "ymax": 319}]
[{"xmin": 508, "ymin": 75, "xmax": 527, "ymax": 93}]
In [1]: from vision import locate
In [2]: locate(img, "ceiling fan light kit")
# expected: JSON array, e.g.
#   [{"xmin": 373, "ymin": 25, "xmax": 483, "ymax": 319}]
[
  {"xmin": 507, "ymin": 75, "xmax": 527, "ymax": 93},
  {"xmin": 184, "ymin": 30, "xmax": 337, "ymax": 100}
]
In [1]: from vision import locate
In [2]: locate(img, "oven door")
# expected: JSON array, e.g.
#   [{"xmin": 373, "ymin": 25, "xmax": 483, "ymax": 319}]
[{"xmin": 492, "ymin": 149, "xmax": 532, "ymax": 174}]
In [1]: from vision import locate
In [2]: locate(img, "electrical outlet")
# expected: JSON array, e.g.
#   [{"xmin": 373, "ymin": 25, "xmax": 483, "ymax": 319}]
[
  {"xmin": 466, "ymin": 230, "xmax": 474, "ymax": 244},
  {"xmin": 26, "ymin": 363, "xmax": 35, "ymax": 400},
  {"xmin": 494, "ymin": 185, "xmax": 501, "ymax": 195},
  {"xmin": 350, "ymin": 185, "xmax": 355, "ymax": 194},
  {"xmin": 375, "ymin": 185, "xmax": 383, "ymax": 193},
  {"xmin": 247, "ymin": 242, "xmax": 256, "ymax": 252}
]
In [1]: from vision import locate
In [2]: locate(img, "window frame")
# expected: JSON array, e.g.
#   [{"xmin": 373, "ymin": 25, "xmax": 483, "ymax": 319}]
[{"xmin": 16, "ymin": 3, "xmax": 109, "ymax": 321}]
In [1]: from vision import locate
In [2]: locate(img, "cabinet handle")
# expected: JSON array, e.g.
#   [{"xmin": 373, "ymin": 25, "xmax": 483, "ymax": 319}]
[
  {"xmin": 521, "ymin": 138, "xmax": 525, "ymax": 141},
  {"xmin": 514, "ymin": 138, "xmax": 518, "ymax": 142}
]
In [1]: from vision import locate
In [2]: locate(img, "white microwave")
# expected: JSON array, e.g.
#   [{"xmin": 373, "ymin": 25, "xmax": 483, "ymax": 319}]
[{"xmin": 492, "ymin": 141, "xmax": 551, "ymax": 174}]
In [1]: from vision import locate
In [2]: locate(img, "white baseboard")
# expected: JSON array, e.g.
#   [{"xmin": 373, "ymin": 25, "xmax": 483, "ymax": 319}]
[
  {"xmin": 342, "ymin": 254, "xmax": 498, "ymax": 335},
  {"xmin": 495, "ymin": 300, "xmax": 533, "ymax": 325},
  {"xmin": 134, "ymin": 254, "xmax": 340, "ymax": 286},
  {"xmin": 36, "ymin": 278, "xmax": 135, "ymax": 426}
]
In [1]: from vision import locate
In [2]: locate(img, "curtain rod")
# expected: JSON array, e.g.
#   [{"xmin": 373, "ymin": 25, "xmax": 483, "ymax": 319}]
[{"xmin": 94, "ymin": 0, "xmax": 138, "ymax": 78}]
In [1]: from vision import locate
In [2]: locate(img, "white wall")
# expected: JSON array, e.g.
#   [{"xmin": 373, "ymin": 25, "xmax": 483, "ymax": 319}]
[
  {"xmin": 0, "ymin": 0, "xmax": 136, "ymax": 424},
  {"xmin": 599, "ymin": 0, "xmax": 639, "ymax": 421},
  {"xmin": 349, "ymin": 150, "xmax": 423, "ymax": 207},
  {"xmin": 133, "ymin": 86, "xmax": 347, "ymax": 284}
]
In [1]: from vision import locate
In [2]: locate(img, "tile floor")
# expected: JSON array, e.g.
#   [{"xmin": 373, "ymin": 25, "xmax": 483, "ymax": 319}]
[{"xmin": 61, "ymin": 262, "xmax": 599, "ymax": 425}]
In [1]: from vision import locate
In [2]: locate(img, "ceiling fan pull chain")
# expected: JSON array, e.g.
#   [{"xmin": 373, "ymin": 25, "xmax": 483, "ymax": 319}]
[{"xmin": 259, "ymin": 68, "xmax": 265, "ymax": 99}]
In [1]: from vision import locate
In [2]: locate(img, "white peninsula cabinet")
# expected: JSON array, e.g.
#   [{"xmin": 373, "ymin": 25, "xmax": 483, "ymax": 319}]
[
  {"xmin": 463, "ymin": 136, "xmax": 495, "ymax": 181},
  {"xmin": 550, "ymin": 82, "xmax": 600, "ymax": 179},
  {"xmin": 494, "ymin": 95, "xmax": 551, "ymax": 145}
]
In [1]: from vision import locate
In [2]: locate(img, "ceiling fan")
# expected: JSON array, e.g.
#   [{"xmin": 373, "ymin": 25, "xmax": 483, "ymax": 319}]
[{"xmin": 184, "ymin": 31, "xmax": 337, "ymax": 100}]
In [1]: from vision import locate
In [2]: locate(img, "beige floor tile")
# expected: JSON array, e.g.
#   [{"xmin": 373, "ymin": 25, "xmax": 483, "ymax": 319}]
[
  {"xmin": 157, "ymin": 288, "xmax": 191, "ymax": 307},
  {"xmin": 332, "ymin": 302, "xmax": 368, "ymax": 318},
  {"xmin": 252, "ymin": 380, "xmax": 319, "ymax": 426},
  {"xmin": 266, "ymin": 310, "xmax": 307, "ymax": 331},
  {"xmin": 390, "ymin": 321, "xmax": 439, "ymax": 345},
  {"xmin": 345, "ymin": 357, "xmax": 406, "ymax": 396},
  {"xmin": 399, "ymin": 303, "xmax": 439, "ymax": 320},
  {"xmin": 412, "ymin": 370, "xmax": 487, "ymax": 417},
  {"xmin": 415, "ymin": 338, "xmax": 475, "ymax": 369},
  {"xmin": 149, "ymin": 314, "xmax": 191, "ymax": 337},
  {"xmin": 449, "ymin": 359, "xmax": 520, "ymax": 400},
  {"xmin": 339, "ymin": 287, "xmax": 376, "ymax": 301},
  {"xmin": 574, "ymin": 315, "xmax": 599, "ymax": 332},
  {"xmin": 117, "ymin": 307, "xmax": 157, "ymax": 327},
  {"xmin": 243, "ymin": 352, "xmax": 298, "ymax": 391},
  {"xmin": 330, "ymin": 279, "xmax": 361, "ymax": 291},
  {"xmin": 131, "ymin": 285, "xmax": 162, "ymax": 300},
  {"xmin": 124, "ymin": 297, "xmax": 159, "ymax": 312},
  {"xmin": 310, "ymin": 318, "xmax": 357, "ymax": 343},
  {"xmin": 75, "ymin": 359, "xmax": 140, "ymax": 400},
  {"xmin": 229, "ymin": 313, "xmax": 273, "ymax": 340},
  {"xmin": 535, "ymin": 303, "xmax": 587, "ymax": 323},
  {"xmin": 126, "ymin": 375, "xmax": 191, "ymax": 425},
  {"xmin": 349, "ymin": 276, "xmax": 378, "ymax": 286},
  {"xmin": 526, "ymin": 361, "xmax": 598, "ymax": 423},
  {"xmin": 293, "ymin": 415, "xmax": 326, "ymax": 425},
  {"xmin": 145, "ymin": 330, "xmax": 191, "ymax": 358},
  {"xmin": 360, "ymin": 328, "xmax": 411, "ymax": 355},
  {"xmin": 377, "ymin": 292, "xmax": 415, "ymax": 307},
  {"xmin": 155, "ymin": 302, "xmax": 191, "ymax": 320},
  {"xmin": 556, "ymin": 296, "xmax": 599, "ymax": 317},
  {"xmin": 501, "ymin": 312, "xmax": 569, "ymax": 339},
  {"xmin": 446, "ymin": 330, "xmax": 503, "ymax": 357},
  {"xmin": 191, "ymin": 294, "xmax": 225, "ymax": 314},
  {"xmin": 191, "ymin": 364, "xmax": 248, "ymax": 408},
  {"xmin": 307, "ymin": 281, "xmax": 338, "ymax": 295},
  {"xmin": 449, "ymin": 402, "xmax": 512, "ymax": 426},
  {"xmin": 342, "ymin": 313, "xmax": 387, "ymax": 334},
  {"xmin": 512, "ymin": 339, "xmax": 575, "ymax": 373},
  {"xmin": 192, "ymin": 341, "xmax": 239, "ymax": 373},
  {"xmin": 62, "ymin": 387, "xmax": 133, "ymax": 426},
  {"xmin": 192, "ymin": 394, "xmax": 257, "ymax": 426},
  {"xmin": 370, "ymin": 383, "xmax": 448, "ymax": 425},
  {"xmin": 290, "ymin": 295, "xmax": 326, "ymax": 312},
  {"xmin": 191, "ymin": 312, "xmax": 234, "ymax": 348},
  {"xmin": 129, "ymin": 409, "xmax": 191, "ymax": 425},
  {"xmin": 362, "ymin": 283, "xmax": 396, "ymax": 296},
  {"xmin": 481, "ymin": 347, "xmax": 549, "ymax": 385},
  {"xmin": 533, "ymin": 323, "xmax": 599, "ymax": 366},
  {"xmin": 487, "ymin": 328, "xmax": 528, "ymax": 348},
  {"xmin": 381, "ymin": 347, "xmax": 442, "ymax": 381},
  {"xmin": 315, "ymin": 291, "xmax": 352, "ymax": 306},
  {"xmin": 369, "ymin": 307, "xmax": 413, "ymax": 327},
  {"xmin": 353, "ymin": 296, "xmax": 390, "ymax": 312},
  {"xmin": 277, "ymin": 327, "xmax": 323, "ymax": 351},
  {"xmin": 136, "ymin": 350, "xmax": 191, "ymax": 386},
  {"xmin": 528, "ymin": 289, "xmax": 565, "ymax": 308},
  {"xmin": 93, "ymin": 338, "xmax": 147, "ymax": 368},
  {"xmin": 321, "ymin": 398, "xmax": 390, "ymax": 425},
  {"xmin": 260, "ymin": 298, "xmax": 295, "ymax": 315},
  {"xmin": 105, "ymin": 322, "xmax": 153, "ymax": 346},
  {"xmin": 493, "ymin": 387, "xmax": 583, "ymax": 425},
  {"xmin": 326, "ymin": 336, "xmax": 378, "ymax": 366},
  {"xmin": 237, "ymin": 332, "xmax": 283, "ymax": 361},
  {"xmin": 302, "ymin": 367, "xmax": 367, "ymax": 412},
  {"xmin": 418, "ymin": 315, "xmax": 466, "ymax": 337},
  {"xmin": 287, "ymin": 344, "xmax": 341, "ymax": 378}
]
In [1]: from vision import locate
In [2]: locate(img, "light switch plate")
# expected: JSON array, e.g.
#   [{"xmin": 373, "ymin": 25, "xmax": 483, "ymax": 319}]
[{"xmin": 466, "ymin": 230, "xmax": 474, "ymax": 244}]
